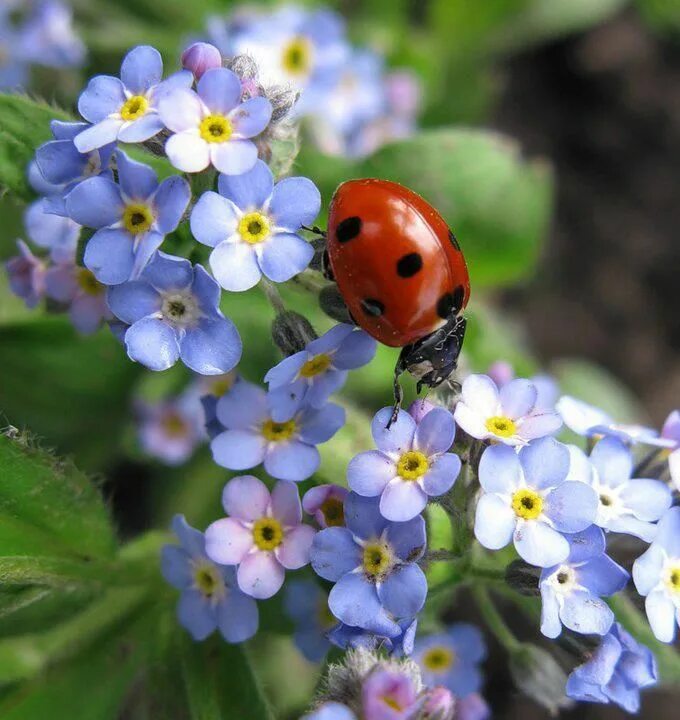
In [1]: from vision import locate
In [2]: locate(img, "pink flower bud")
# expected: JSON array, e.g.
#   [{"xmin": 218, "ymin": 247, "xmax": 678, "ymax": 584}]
[
  {"xmin": 181, "ymin": 42, "xmax": 222, "ymax": 80},
  {"xmin": 422, "ymin": 686, "xmax": 455, "ymax": 720},
  {"xmin": 408, "ymin": 399, "xmax": 437, "ymax": 423}
]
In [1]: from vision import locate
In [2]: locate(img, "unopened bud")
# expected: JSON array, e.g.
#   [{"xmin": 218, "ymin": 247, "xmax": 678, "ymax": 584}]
[
  {"xmin": 408, "ymin": 399, "xmax": 437, "ymax": 423},
  {"xmin": 505, "ymin": 559, "xmax": 541, "ymax": 596},
  {"xmin": 509, "ymin": 645, "xmax": 572, "ymax": 715},
  {"xmin": 271, "ymin": 311, "xmax": 317, "ymax": 355},
  {"xmin": 421, "ymin": 686, "xmax": 455, "ymax": 720},
  {"xmin": 181, "ymin": 42, "xmax": 222, "ymax": 80}
]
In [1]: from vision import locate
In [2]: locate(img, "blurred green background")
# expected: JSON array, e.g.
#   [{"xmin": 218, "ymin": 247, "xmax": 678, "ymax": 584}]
[{"xmin": 1, "ymin": 0, "xmax": 680, "ymax": 718}]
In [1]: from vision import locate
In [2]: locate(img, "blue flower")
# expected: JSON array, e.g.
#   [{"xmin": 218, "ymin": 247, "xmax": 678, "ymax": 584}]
[
  {"xmin": 18, "ymin": 1, "xmax": 85, "ymax": 69},
  {"xmin": 45, "ymin": 263, "xmax": 111, "ymax": 335},
  {"xmin": 107, "ymin": 251, "xmax": 242, "ymax": 374},
  {"xmin": 35, "ymin": 120, "xmax": 115, "ymax": 216},
  {"xmin": 24, "ymin": 197, "xmax": 80, "ymax": 264},
  {"xmin": 310, "ymin": 492, "xmax": 427, "ymax": 637},
  {"xmin": 284, "ymin": 579, "xmax": 334, "ymax": 662},
  {"xmin": 566, "ymin": 623, "xmax": 657, "ymax": 713},
  {"xmin": 0, "ymin": 10, "xmax": 27, "ymax": 90},
  {"xmin": 74, "ymin": 45, "xmax": 192, "ymax": 152},
  {"xmin": 158, "ymin": 68, "xmax": 272, "ymax": 175},
  {"xmin": 328, "ymin": 617, "xmax": 417, "ymax": 657},
  {"xmin": 304, "ymin": 703, "xmax": 356, "ymax": 720},
  {"xmin": 566, "ymin": 437, "xmax": 672, "ymax": 542},
  {"xmin": 65, "ymin": 151, "xmax": 191, "ymax": 285},
  {"xmin": 347, "ymin": 406, "xmax": 461, "ymax": 522},
  {"xmin": 414, "ymin": 625, "xmax": 487, "ymax": 698},
  {"xmin": 4, "ymin": 240, "xmax": 46, "ymax": 308},
  {"xmin": 474, "ymin": 437, "xmax": 598, "ymax": 567},
  {"xmin": 209, "ymin": 380, "xmax": 344, "ymax": 482},
  {"xmin": 539, "ymin": 525, "xmax": 628, "ymax": 639},
  {"xmin": 190, "ymin": 160, "xmax": 320, "ymax": 291},
  {"xmin": 633, "ymin": 506, "xmax": 680, "ymax": 643},
  {"xmin": 265, "ymin": 323, "xmax": 376, "ymax": 421},
  {"xmin": 161, "ymin": 514, "xmax": 258, "ymax": 643}
]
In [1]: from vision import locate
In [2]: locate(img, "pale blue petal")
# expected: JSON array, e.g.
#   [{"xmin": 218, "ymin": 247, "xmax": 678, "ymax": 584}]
[
  {"xmin": 125, "ymin": 316, "xmax": 180, "ymax": 370},
  {"xmin": 269, "ymin": 176, "xmax": 321, "ymax": 230},
  {"xmin": 218, "ymin": 159, "xmax": 273, "ymax": 210}
]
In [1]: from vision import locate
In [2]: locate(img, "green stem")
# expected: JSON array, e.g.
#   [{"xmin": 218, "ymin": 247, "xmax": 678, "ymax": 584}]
[{"xmin": 472, "ymin": 585, "xmax": 521, "ymax": 653}]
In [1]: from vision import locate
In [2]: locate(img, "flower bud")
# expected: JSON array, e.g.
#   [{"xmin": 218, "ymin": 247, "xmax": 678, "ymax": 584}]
[
  {"xmin": 509, "ymin": 645, "xmax": 572, "ymax": 715},
  {"xmin": 181, "ymin": 42, "xmax": 222, "ymax": 80},
  {"xmin": 271, "ymin": 311, "xmax": 317, "ymax": 356},
  {"xmin": 408, "ymin": 399, "xmax": 437, "ymax": 423},
  {"xmin": 421, "ymin": 686, "xmax": 455, "ymax": 720},
  {"xmin": 504, "ymin": 559, "xmax": 541, "ymax": 596}
]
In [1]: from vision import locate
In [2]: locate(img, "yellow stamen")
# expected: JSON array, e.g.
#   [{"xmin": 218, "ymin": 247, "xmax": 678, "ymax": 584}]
[
  {"xmin": 252, "ymin": 517, "xmax": 284, "ymax": 551},
  {"xmin": 237, "ymin": 211, "xmax": 271, "ymax": 244},
  {"xmin": 122, "ymin": 204, "xmax": 153, "ymax": 235},
  {"xmin": 210, "ymin": 373, "xmax": 236, "ymax": 397},
  {"xmin": 485, "ymin": 415, "xmax": 517, "ymax": 438},
  {"xmin": 382, "ymin": 696, "xmax": 402, "ymax": 711},
  {"xmin": 396, "ymin": 450, "xmax": 429, "ymax": 481},
  {"xmin": 261, "ymin": 418, "xmax": 296, "ymax": 442},
  {"xmin": 300, "ymin": 353, "xmax": 332, "ymax": 378},
  {"xmin": 511, "ymin": 488, "xmax": 543, "ymax": 520},
  {"xmin": 193, "ymin": 562, "xmax": 222, "ymax": 598},
  {"xmin": 120, "ymin": 95, "xmax": 149, "ymax": 121},
  {"xmin": 161, "ymin": 411, "xmax": 188, "ymax": 438},
  {"xmin": 199, "ymin": 114, "xmax": 233, "ymax": 143},
  {"xmin": 422, "ymin": 646, "xmax": 455, "ymax": 672},
  {"xmin": 362, "ymin": 542, "xmax": 392, "ymax": 579},
  {"xmin": 281, "ymin": 36, "xmax": 312, "ymax": 76},
  {"xmin": 76, "ymin": 267, "xmax": 103, "ymax": 296},
  {"xmin": 666, "ymin": 563, "xmax": 680, "ymax": 594},
  {"xmin": 320, "ymin": 497, "xmax": 344, "ymax": 527}
]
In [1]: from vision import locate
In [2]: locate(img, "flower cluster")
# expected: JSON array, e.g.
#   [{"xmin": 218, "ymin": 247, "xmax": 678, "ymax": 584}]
[
  {"xmin": 0, "ymin": 0, "xmax": 84, "ymax": 90},
  {"xmin": 201, "ymin": 4, "xmax": 421, "ymax": 157}
]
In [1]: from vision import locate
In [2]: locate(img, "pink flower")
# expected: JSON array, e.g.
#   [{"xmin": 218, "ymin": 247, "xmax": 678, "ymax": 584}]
[
  {"xmin": 181, "ymin": 42, "xmax": 222, "ymax": 80},
  {"xmin": 362, "ymin": 669, "xmax": 420, "ymax": 720},
  {"xmin": 205, "ymin": 475, "xmax": 316, "ymax": 599},
  {"xmin": 303, "ymin": 484, "xmax": 348, "ymax": 528}
]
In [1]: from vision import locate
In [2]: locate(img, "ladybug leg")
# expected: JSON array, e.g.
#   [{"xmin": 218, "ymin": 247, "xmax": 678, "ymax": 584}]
[{"xmin": 387, "ymin": 353, "xmax": 409, "ymax": 429}]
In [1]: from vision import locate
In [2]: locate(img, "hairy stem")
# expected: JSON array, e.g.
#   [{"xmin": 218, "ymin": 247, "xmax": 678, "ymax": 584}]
[{"xmin": 472, "ymin": 585, "xmax": 521, "ymax": 653}]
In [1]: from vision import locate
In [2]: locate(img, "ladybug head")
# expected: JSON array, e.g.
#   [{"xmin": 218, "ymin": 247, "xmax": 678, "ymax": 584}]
[{"xmin": 402, "ymin": 316, "xmax": 467, "ymax": 391}]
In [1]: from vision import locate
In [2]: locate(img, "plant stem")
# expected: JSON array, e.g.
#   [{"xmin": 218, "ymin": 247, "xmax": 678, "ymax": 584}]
[
  {"xmin": 472, "ymin": 585, "xmax": 521, "ymax": 653},
  {"xmin": 260, "ymin": 278, "xmax": 287, "ymax": 315}
]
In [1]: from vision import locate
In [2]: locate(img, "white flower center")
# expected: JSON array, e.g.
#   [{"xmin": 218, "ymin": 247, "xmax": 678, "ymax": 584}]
[{"xmin": 160, "ymin": 291, "xmax": 201, "ymax": 328}]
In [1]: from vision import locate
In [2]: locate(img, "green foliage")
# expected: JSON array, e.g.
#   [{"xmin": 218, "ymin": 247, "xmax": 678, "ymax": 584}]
[
  {"xmin": 636, "ymin": 0, "xmax": 680, "ymax": 34},
  {"xmin": 0, "ymin": 95, "xmax": 69, "ymax": 201}
]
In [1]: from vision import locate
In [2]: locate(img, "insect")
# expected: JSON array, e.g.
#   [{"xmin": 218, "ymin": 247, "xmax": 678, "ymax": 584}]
[{"xmin": 324, "ymin": 178, "xmax": 470, "ymax": 426}]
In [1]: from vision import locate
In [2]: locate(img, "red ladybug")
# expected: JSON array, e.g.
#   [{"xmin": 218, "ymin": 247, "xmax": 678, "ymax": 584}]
[{"xmin": 325, "ymin": 179, "xmax": 470, "ymax": 423}]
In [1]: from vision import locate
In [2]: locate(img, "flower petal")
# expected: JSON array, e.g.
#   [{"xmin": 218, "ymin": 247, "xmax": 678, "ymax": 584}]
[
  {"xmin": 500, "ymin": 378, "xmax": 538, "ymax": 418},
  {"xmin": 165, "ymin": 132, "xmax": 210, "ymax": 173},
  {"xmin": 74, "ymin": 118, "xmax": 123, "ymax": 154},
  {"xmin": 125, "ymin": 316, "xmax": 179, "ymax": 370},
  {"xmin": 210, "ymin": 140, "xmax": 259, "ymax": 175},
  {"xmin": 264, "ymin": 440, "xmax": 320, "ymax": 482},
  {"xmin": 197, "ymin": 67, "xmax": 242, "ymax": 114},
  {"xmin": 379, "ymin": 479, "xmax": 427, "ymax": 522},
  {"xmin": 177, "ymin": 589, "xmax": 215, "ymax": 640},
  {"xmin": 120, "ymin": 45, "xmax": 163, "ymax": 94},
  {"xmin": 181, "ymin": 316, "xmax": 242, "ymax": 375},
  {"xmin": 153, "ymin": 175, "xmax": 191, "ymax": 234},
  {"xmin": 371, "ymin": 407, "xmax": 416, "ymax": 454},
  {"xmin": 514, "ymin": 520, "xmax": 569, "ymax": 568},
  {"xmin": 311, "ymin": 527, "xmax": 361, "ymax": 581},
  {"xmin": 78, "ymin": 75, "xmax": 126, "ymax": 123},
  {"xmin": 65, "ymin": 176, "xmax": 123, "ymax": 228},
  {"xmin": 237, "ymin": 551, "xmax": 285, "ymax": 599},
  {"xmin": 84, "ymin": 228, "xmax": 135, "ymax": 285},
  {"xmin": 270, "ymin": 480, "xmax": 302, "ymax": 526},
  {"xmin": 277, "ymin": 524, "xmax": 316, "ymax": 569},
  {"xmin": 106, "ymin": 280, "xmax": 160, "ymax": 324},
  {"xmin": 561, "ymin": 589, "xmax": 614, "ymax": 636},
  {"xmin": 215, "ymin": 381, "xmax": 268, "ymax": 429},
  {"xmin": 210, "ymin": 241, "xmax": 261, "ymax": 291},
  {"xmin": 590, "ymin": 437, "xmax": 633, "ymax": 488},
  {"xmin": 117, "ymin": 150, "xmax": 158, "ymax": 201},
  {"xmin": 211, "ymin": 429, "xmax": 267, "ymax": 470},
  {"xmin": 478, "ymin": 443, "xmax": 521, "ymax": 493},
  {"xmin": 385, "ymin": 515, "xmax": 427, "ymax": 561},
  {"xmin": 474, "ymin": 494, "xmax": 515, "ymax": 550},
  {"xmin": 544, "ymin": 481, "xmax": 598, "ymax": 533},
  {"xmin": 421, "ymin": 453, "xmax": 461, "ymax": 497},
  {"xmin": 461, "ymin": 374, "xmax": 499, "ymax": 416},
  {"xmin": 218, "ymin": 159, "xmax": 273, "ymax": 210},
  {"xmin": 347, "ymin": 450, "xmax": 395, "ymax": 497},
  {"xmin": 633, "ymin": 544, "xmax": 667, "ymax": 596},
  {"xmin": 269, "ymin": 177, "xmax": 321, "ymax": 230},
  {"xmin": 229, "ymin": 96, "xmax": 273, "ymax": 138},
  {"xmin": 645, "ymin": 589, "xmax": 677, "ymax": 643},
  {"xmin": 216, "ymin": 590, "xmax": 259, "ymax": 643},
  {"xmin": 158, "ymin": 89, "xmax": 203, "ymax": 133},
  {"xmin": 204, "ymin": 517, "xmax": 253, "ymax": 565},
  {"xmin": 222, "ymin": 475, "xmax": 270, "ymax": 520},
  {"xmin": 117, "ymin": 113, "xmax": 165, "ymax": 143},
  {"xmin": 160, "ymin": 545, "xmax": 192, "ymax": 589},
  {"xmin": 519, "ymin": 436, "xmax": 570, "ymax": 490},
  {"xmin": 190, "ymin": 191, "xmax": 239, "ymax": 248},
  {"xmin": 332, "ymin": 329, "xmax": 377, "ymax": 370},
  {"xmin": 619, "ymin": 479, "xmax": 671, "ymax": 522},
  {"xmin": 414, "ymin": 407, "xmax": 456, "ymax": 456},
  {"xmin": 328, "ymin": 573, "xmax": 400, "ymax": 637},
  {"xmin": 377, "ymin": 563, "xmax": 427, "ymax": 618},
  {"xmin": 259, "ymin": 232, "xmax": 314, "ymax": 283},
  {"xmin": 343, "ymin": 493, "xmax": 388, "ymax": 541}
]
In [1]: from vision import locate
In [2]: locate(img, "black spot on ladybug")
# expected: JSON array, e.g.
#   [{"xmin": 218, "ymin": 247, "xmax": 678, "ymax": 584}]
[
  {"xmin": 361, "ymin": 298, "xmax": 385, "ymax": 317},
  {"xmin": 336, "ymin": 216, "xmax": 362, "ymax": 243},
  {"xmin": 452, "ymin": 285, "xmax": 465, "ymax": 313},
  {"xmin": 396, "ymin": 252, "xmax": 423, "ymax": 278},
  {"xmin": 436, "ymin": 292, "xmax": 456, "ymax": 319},
  {"xmin": 448, "ymin": 229, "xmax": 460, "ymax": 251}
]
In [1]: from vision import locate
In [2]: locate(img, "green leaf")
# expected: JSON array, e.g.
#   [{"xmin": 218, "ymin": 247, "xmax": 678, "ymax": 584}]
[
  {"xmin": 297, "ymin": 128, "xmax": 554, "ymax": 288},
  {"xmin": 0, "ymin": 432, "xmax": 116, "ymax": 559},
  {"xmin": 0, "ymin": 317, "xmax": 141, "ymax": 469},
  {"xmin": 636, "ymin": 0, "xmax": 680, "ymax": 34},
  {"xmin": 0, "ymin": 95, "xmax": 69, "ymax": 201}
]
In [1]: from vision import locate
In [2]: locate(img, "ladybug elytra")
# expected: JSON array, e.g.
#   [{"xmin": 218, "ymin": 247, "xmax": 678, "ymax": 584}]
[{"xmin": 324, "ymin": 179, "xmax": 470, "ymax": 424}]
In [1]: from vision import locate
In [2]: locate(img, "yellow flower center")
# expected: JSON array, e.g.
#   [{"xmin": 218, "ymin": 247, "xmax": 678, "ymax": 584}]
[
  {"xmin": 252, "ymin": 517, "xmax": 284, "ymax": 551},
  {"xmin": 193, "ymin": 562, "xmax": 222, "ymax": 598},
  {"xmin": 122, "ymin": 204, "xmax": 154, "ymax": 235},
  {"xmin": 485, "ymin": 415, "xmax": 517, "ymax": 438},
  {"xmin": 281, "ymin": 36, "xmax": 312, "ymax": 76},
  {"xmin": 422, "ymin": 646, "xmax": 455, "ymax": 673},
  {"xmin": 76, "ymin": 267, "xmax": 103, "ymax": 296},
  {"xmin": 237, "ymin": 211, "xmax": 271, "ymax": 244},
  {"xmin": 161, "ymin": 411, "xmax": 188, "ymax": 438},
  {"xmin": 300, "ymin": 353, "xmax": 332, "ymax": 378},
  {"xmin": 261, "ymin": 418, "xmax": 296, "ymax": 442},
  {"xmin": 362, "ymin": 542, "xmax": 393, "ymax": 579},
  {"xmin": 382, "ymin": 697, "xmax": 403, "ymax": 711},
  {"xmin": 666, "ymin": 563, "xmax": 680, "ymax": 594},
  {"xmin": 120, "ymin": 94, "xmax": 149, "ymax": 121},
  {"xmin": 511, "ymin": 488, "xmax": 544, "ymax": 520},
  {"xmin": 397, "ymin": 451, "xmax": 429, "ymax": 481},
  {"xmin": 209, "ymin": 374, "xmax": 236, "ymax": 397},
  {"xmin": 199, "ymin": 114, "xmax": 233, "ymax": 143},
  {"xmin": 320, "ymin": 496, "xmax": 345, "ymax": 527}
]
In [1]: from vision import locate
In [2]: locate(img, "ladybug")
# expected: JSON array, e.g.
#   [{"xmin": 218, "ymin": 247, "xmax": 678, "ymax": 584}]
[{"xmin": 325, "ymin": 178, "xmax": 470, "ymax": 425}]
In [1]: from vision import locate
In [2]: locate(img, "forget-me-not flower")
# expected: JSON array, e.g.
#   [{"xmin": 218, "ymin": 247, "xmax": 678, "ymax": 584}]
[
  {"xmin": 303, "ymin": 484, "xmax": 348, "ymax": 528},
  {"xmin": 107, "ymin": 251, "xmax": 242, "ymax": 374},
  {"xmin": 474, "ymin": 437, "xmax": 598, "ymax": 567},
  {"xmin": 284, "ymin": 579, "xmax": 335, "ymax": 662},
  {"xmin": 161, "ymin": 514, "xmax": 258, "ymax": 643},
  {"xmin": 190, "ymin": 160, "xmax": 319, "ymax": 292},
  {"xmin": 4, "ymin": 240, "xmax": 46, "ymax": 308},
  {"xmin": 24, "ymin": 198, "xmax": 80, "ymax": 264}
]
